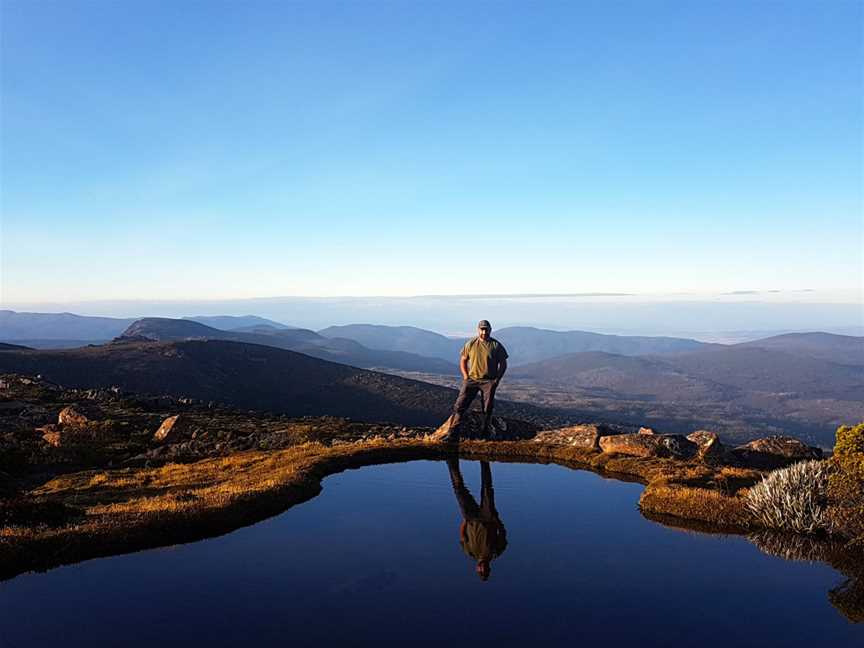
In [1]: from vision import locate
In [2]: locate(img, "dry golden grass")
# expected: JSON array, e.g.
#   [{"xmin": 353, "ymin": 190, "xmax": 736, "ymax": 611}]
[
  {"xmin": 1, "ymin": 436, "xmax": 767, "ymax": 581},
  {"xmin": 640, "ymin": 483, "xmax": 754, "ymax": 529}
]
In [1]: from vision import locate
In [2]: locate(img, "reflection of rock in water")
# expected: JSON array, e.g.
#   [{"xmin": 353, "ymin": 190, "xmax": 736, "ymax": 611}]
[{"xmin": 749, "ymin": 531, "xmax": 864, "ymax": 624}]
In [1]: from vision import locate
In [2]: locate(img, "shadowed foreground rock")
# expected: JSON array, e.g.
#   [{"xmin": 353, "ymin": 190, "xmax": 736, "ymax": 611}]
[
  {"xmin": 153, "ymin": 415, "xmax": 192, "ymax": 443},
  {"xmin": 430, "ymin": 412, "xmax": 541, "ymax": 441},
  {"xmin": 732, "ymin": 435, "xmax": 823, "ymax": 470},
  {"xmin": 687, "ymin": 430, "xmax": 735, "ymax": 464}
]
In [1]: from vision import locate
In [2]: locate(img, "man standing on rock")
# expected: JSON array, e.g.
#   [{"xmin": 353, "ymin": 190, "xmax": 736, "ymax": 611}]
[{"xmin": 441, "ymin": 319, "xmax": 508, "ymax": 442}]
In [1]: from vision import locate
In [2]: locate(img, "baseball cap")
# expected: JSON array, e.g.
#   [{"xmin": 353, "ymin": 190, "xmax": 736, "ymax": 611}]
[{"xmin": 477, "ymin": 319, "xmax": 491, "ymax": 329}]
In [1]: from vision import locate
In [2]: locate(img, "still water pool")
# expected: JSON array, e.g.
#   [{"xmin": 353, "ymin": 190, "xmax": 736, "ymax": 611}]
[{"xmin": 1, "ymin": 459, "xmax": 860, "ymax": 647}]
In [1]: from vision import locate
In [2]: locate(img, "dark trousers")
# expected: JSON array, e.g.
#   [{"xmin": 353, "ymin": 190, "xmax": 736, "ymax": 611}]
[
  {"xmin": 449, "ymin": 379, "xmax": 497, "ymax": 436},
  {"xmin": 447, "ymin": 458, "xmax": 497, "ymax": 522}
]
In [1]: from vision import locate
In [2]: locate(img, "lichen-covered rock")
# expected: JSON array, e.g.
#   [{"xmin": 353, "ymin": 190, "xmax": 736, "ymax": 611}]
[
  {"xmin": 37, "ymin": 424, "xmax": 62, "ymax": 447},
  {"xmin": 38, "ymin": 422, "xmax": 111, "ymax": 448},
  {"xmin": 698, "ymin": 436, "xmax": 733, "ymax": 465},
  {"xmin": 153, "ymin": 415, "xmax": 193, "ymax": 443},
  {"xmin": 686, "ymin": 430, "xmax": 733, "ymax": 465},
  {"xmin": 58, "ymin": 406, "xmax": 88, "ymax": 427},
  {"xmin": 687, "ymin": 430, "xmax": 719, "ymax": 446},
  {"xmin": 732, "ymin": 436, "xmax": 822, "ymax": 470},
  {"xmin": 431, "ymin": 412, "xmax": 540, "ymax": 441},
  {"xmin": 599, "ymin": 433, "xmax": 698, "ymax": 459},
  {"xmin": 533, "ymin": 424, "xmax": 621, "ymax": 450}
]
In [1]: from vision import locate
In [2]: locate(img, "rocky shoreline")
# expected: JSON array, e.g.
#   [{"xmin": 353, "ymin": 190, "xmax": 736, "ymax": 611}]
[{"xmin": 1, "ymin": 373, "xmax": 861, "ymax": 602}]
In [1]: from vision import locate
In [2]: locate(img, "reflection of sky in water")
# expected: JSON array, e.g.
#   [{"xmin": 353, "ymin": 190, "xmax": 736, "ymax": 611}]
[{"xmin": 1, "ymin": 460, "xmax": 860, "ymax": 647}]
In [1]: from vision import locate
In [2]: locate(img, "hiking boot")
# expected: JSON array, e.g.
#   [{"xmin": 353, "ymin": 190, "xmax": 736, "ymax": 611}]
[{"xmin": 438, "ymin": 431, "xmax": 460, "ymax": 444}]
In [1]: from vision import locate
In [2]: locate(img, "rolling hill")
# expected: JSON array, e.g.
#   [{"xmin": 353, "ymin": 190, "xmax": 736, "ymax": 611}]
[
  {"xmin": 0, "ymin": 342, "xmax": 33, "ymax": 351},
  {"xmin": 318, "ymin": 324, "xmax": 464, "ymax": 360},
  {"xmin": 121, "ymin": 318, "xmax": 458, "ymax": 375},
  {"xmin": 0, "ymin": 310, "xmax": 135, "ymax": 342},
  {"xmin": 0, "ymin": 339, "xmax": 554, "ymax": 427},
  {"xmin": 184, "ymin": 315, "xmax": 294, "ymax": 331},
  {"xmin": 645, "ymin": 346, "xmax": 864, "ymax": 401},
  {"xmin": 493, "ymin": 327, "xmax": 713, "ymax": 364},
  {"xmin": 734, "ymin": 332, "xmax": 864, "ymax": 366},
  {"xmin": 509, "ymin": 351, "xmax": 735, "ymax": 402},
  {"xmin": 317, "ymin": 323, "xmax": 712, "ymax": 365}
]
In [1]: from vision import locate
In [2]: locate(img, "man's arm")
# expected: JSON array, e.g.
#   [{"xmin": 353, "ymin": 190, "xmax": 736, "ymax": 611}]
[
  {"xmin": 459, "ymin": 341, "xmax": 470, "ymax": 380},
  {"xmin": 495, "ymin": 358, "xmax": 507, "ymax": 384},
  {"xmin": 460, "ymin": 354, "xmax": 469, "ymax": 380}
]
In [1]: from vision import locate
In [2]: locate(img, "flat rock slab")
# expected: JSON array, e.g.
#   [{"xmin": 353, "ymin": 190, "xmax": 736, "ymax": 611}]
[
  {"xmin": 732, "ymin": 435, "xmax": 822, "ymax": 470},
  {"xmin": 533, "ymin": 424, "xmax": 623, "ymax": 450},
  {"xmin": 599, "ymin": 433, "xmax": 699, "ymax": 459},
  {"xmin": 153, "ymin": 415, "xmax": 195, "ymax": 443},
  {"xmin": 431, "ymin": 412, "xmax": 541, "ymax": 441}
]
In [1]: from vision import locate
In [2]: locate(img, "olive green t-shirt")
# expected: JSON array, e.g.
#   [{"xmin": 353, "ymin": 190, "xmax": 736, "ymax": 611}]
[
  {"xmin": 461, "ymin": 337, "xmax": 509, "ymax": 381},
  {"xmin": 461, "ymin": 519, "xmax": 507, "ymax": 561}
]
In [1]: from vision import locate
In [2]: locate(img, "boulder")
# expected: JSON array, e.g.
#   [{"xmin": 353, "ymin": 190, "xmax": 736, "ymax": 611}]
[
  {"xmin": 153, "ymin": 415, "xmax": 194, "ymax": 443},
  {"xmin": 686, "ymin": 430, "xmax": 733, "ymax": 465},
  {"xmin": 732, "ymin": 435, "xmax": 823, "ymax": 470},
  {"xmin": 58, "ymin": 406, "xmax": 88, "ymax": 427},
  {"xmin": 430, "ymin": 412, "xmax": 540, "ymax": 441},
  {"xmin": 37, "ymin": 424, "xmax": 62, "ymax": 447},
  {"xmin": 697, "ymin": 436, "xmax": 732, "ymax": 465},
  {"xmin": 38, "ymin": 421, "xmax": 111, "ymax": 447},
  {"xmin": 532, "ymin": 423, "xmax": 622, "ymax": 450},
  {"xmin": 638, "ymin": 427, "xmax": 657, "ymax": 435},
  {"xmin": 599, "ymin": 433, "xmax": 698, "ymax": 459},
  {"xmin": 687, "ymin": 430, "xmax": 719, "ymax": 446}
]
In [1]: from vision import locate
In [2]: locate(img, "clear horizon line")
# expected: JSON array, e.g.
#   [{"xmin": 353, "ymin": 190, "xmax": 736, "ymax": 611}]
[{"xmin": 4, "ymin": 288, "xmax": 862, "ymax": 307}]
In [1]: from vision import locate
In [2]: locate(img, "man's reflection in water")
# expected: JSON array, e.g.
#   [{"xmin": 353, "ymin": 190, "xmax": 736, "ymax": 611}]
[{"xmin": 447, "ymin": 458, "xmax": 507, "ymax": 581}]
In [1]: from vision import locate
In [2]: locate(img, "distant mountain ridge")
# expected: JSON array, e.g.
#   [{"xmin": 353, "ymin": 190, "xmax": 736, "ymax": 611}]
[
  {"xmin": 492, "ymin": 326, "xmax": 713, "ymax": 364},
  {"xmin": 0, "ymin": 342, "xmax": 32, "ymax": 351},
  {"xmin": 120, "ymin": 318, "xmax": 457, "ymax": 375},
  {"xmin": 184, "ymin": 315, "xmax": 294, "ymax": 331},
  {"xmin": 0, "ymin": 339, "xmax": 554, "ymax": 427},
  {"xmin": 318, "ymin": 324, "xmax": 464, "ymax": 359},
  {"xmin": 0, "ymin": 311, "xmax": 297, "ymax": 347},
  {"xmin": 510, "ymin": 350, "xmax": 737, "ymax": 402},
  {"xmin": 733, "ymin": 332, "xmax": 864, "ymax": 366},
  {"xmin": 0, "ymin": 310, "xmax": 135, "ymax": 341},
  {"xmin": 319, "ymin": 323, "xmax": 712, "ymax": 364},
  {"xmin": 511, "ymin": 345, "xmax": 864, "ymax": 402}
]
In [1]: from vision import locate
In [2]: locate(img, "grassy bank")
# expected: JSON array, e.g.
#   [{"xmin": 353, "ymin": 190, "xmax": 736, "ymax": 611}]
[{"xmin": 1, "ymin": 435, "xmax": 769, "ymax": 581}]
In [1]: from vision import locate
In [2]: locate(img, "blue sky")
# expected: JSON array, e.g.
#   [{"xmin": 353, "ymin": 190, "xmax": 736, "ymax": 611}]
[{"xmin": 1, "ymin": 0, "xmax": 862, "ymax": 304}]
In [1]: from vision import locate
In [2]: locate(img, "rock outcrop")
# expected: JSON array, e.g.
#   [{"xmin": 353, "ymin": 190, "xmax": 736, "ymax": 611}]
[
  {"xmin": 58, "ymin": 406, "xmax": 88, "ymax": 427},
  {"xmin": 732, "ymin": 436, "xmax": 823, "ymax": 470},
  {"xmin": 599, "ymin": 433, "xmax": 699, "ymax": 459},
  {"xmin": 687, "ymin": 430, "xmax": 734, "ymax": 465},
  {"xmin": 153, "ymin": 415, "xmax": 193, "ymax": 443},
  {"xmin": 532, "ymin": 423, "xmax": 622, "ymax": 450},
  {"xmin": 430, "ymin": 412, "xmax": 540, "ymax": 441},
  {"xmin": 37, "ymin": 424, "xmax": 62, "ymax": 447}
]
